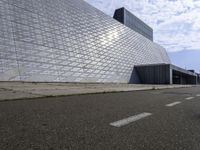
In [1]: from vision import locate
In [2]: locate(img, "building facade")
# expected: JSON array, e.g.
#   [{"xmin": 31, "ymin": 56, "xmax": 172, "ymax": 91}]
[
  {"xmin": 135, "ymin": 64, "xmax": 197, "ymax": 85},
  {"xmin": 114, "ymin": 7, "xmax": 153, "ymax": 41},
  {"xmin": 0, "ymin": 0, "xmax": 170, "ymax": 83}
]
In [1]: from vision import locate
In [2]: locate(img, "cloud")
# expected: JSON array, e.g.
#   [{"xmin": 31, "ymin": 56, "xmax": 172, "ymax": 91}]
[{"xmin": 85, "ymin": 0, "xmax": 200, "ymax": 52}]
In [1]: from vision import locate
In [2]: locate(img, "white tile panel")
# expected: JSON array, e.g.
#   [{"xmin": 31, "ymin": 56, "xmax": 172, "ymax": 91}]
[{"xmin": 0, "ymin": 0, "xmax": 170, "ymax": 83}]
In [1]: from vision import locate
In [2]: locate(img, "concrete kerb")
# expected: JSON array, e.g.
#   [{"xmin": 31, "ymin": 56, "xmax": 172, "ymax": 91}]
[{"xmin": 0, "ymin": 82, "xmax": 196, "ymax": 102}]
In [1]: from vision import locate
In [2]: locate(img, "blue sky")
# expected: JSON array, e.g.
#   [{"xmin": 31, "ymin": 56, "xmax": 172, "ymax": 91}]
[{"xmin": 85, "ymin": 0, "xmax": 200, "ymax": 73}]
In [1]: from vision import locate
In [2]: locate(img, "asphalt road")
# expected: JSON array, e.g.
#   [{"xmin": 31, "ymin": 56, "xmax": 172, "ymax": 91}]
[{"xmin": 1, "ymin": 87, "xmax": 200, "ymax": 150}]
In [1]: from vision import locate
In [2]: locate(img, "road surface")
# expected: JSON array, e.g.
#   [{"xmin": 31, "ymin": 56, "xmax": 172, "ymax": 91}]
[{"xmin": 1, "ymin": 87, "xmax": 200, "ymax": 150}]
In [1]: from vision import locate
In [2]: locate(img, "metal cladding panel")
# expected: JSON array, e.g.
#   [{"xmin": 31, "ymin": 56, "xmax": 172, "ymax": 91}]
[
  {"xmin": 135, "ymin": 64, "xmax": 171, "ymax": 84},
  {"xmin": 0, "ymin": 0, "xmax": 171, "ymax": 83}
]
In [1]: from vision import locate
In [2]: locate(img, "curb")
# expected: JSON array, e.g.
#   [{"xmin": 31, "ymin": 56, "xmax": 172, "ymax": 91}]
[{"xmin": 0, "ymin": 85, "xmax": 196, "ymax": 102}]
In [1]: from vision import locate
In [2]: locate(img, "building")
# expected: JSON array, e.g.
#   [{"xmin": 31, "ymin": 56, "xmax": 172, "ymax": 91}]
[
  {"xmin": 135, "ymin": 64, "xmax": 197, "ymax": 84},
  {"xmin": 113, "ymin": 7, "xmax": 153, "ymax": 41},
  {"xmin": 0, "ymin": 0, "xmax": 197, "ymax": 84},
  {"xmin": 197, "ymin": 73, "xmax": 200, "ymax": 84}
]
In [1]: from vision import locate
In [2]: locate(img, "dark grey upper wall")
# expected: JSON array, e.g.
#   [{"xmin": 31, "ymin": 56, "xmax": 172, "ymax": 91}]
[
  {"xmin": 113, "ymin": 7, "xmax": 153, "ymax": 41},
  {"xmin": 113, "ymin": 8, "xmax": 124, "ymax": 24}
]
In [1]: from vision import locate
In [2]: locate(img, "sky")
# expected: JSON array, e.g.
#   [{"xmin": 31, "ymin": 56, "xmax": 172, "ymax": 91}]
[{"xmin": 85, "ymin": 0, "xmax": 200, "ymax": 73}]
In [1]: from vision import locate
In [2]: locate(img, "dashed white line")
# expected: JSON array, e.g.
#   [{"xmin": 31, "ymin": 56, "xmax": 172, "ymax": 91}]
[
  {"xmin": 196, "ymin": 94, "xmax": 200, "ymax": 97},
  {"xmin": 165, "ymin": 101, "xmax": 181, "ymax": 107},
  {"xmin": 109, "ymin": 112, "xmax": 152, "ymax": 128},
  {"xmin": 185, "ymin": 97, "xmax": 194, "ymax": 100}
]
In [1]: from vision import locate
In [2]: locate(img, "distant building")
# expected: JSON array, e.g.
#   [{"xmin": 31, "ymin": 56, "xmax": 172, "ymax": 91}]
[
  {"xmin": 197, "ymin": 73, "xmax": 200, "ymax": 84},
  {"xmin": 113, "ymin": 7, "xmax": 153, "ymax": 41},
  {"xmin": 188, "ymin": 70, "xmax": 195, "ymax": 73}
]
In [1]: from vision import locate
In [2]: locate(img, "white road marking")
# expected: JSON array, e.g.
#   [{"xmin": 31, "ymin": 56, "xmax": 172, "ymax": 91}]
[
  {"xmin": 165, "ymin": 101, "xmax": 181, "ymax": 107},
  {"xmin": 185, "ymin": 97, "xmax": 194, "ymax": 100},
  {"xmin": 109, "ymin": 112, "xmax": 152, "ymax": 128},
  {"xmin": 196, "ymin": 94, "xmax": 200, "ymax": 97}
]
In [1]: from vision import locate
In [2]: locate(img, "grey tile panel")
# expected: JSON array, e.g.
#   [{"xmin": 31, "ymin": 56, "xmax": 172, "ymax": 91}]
[{"xmin": 0, "ymin": 0, "xmax": 170, "ymax": 83}]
